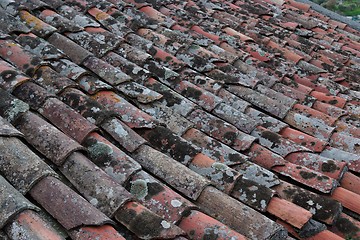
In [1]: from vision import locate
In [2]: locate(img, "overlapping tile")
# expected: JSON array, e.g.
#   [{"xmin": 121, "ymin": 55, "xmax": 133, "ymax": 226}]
[{"xmin": 0, "ymin": 0, "xmax": 359, "ymax": 239}]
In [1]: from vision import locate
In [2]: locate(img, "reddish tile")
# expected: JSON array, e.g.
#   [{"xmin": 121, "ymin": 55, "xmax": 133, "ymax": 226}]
[
  {"xmin": 84, "ymin": 132, "xmax": 141, "ymax": 185},
  {"xmin": 178, "ymin": 210, "xmax": 246, "ymax": 240},
  {"xmin": 312, "ymin": 101, "xmax": 348, "ymax": 119},
  {"xmin": 19, "ymin": 10, "xmax": 57, "ymax": 38},
  {"xmin": 0, "ymin": 175, "xmax": 39, "ymax": 229},
  {"xmin": 196, "ymin": 186, "xmax": 287, "ymax": 239},
  {"xmin": 0, "ymin": 58, "xmax": 30, "ymax": 92},
  {"xmin": 5, "ymin": 210, "xmax": 64, "ymax": 240},
  {"xmin": 69, "ymin": 225, "xmax": 125, "ymax": 240},
  {"xmin": 92, "ymin": 91, "xmax": 159, "ymax": 129},
  {"xmin": 331, "ymin": 187, "xmax": 360, "ymax": 215},
  {"xmin": 0, "ymin": 89, "xmax": 29, "ymax": 123},
  {"xmin": 267, "ymin": 197, "xmax": 312, "ymax": 229},
  {"xmin": 321, "ymin": 146, "xmax": 360, "ymax": 173},
  {"xmin": 340, "ymin": 172, "xmax": 360, "ymax": 195},
  {"xmin": 279, "ymin": 127, "xmax": 327, "ymax": 152},
  {"xmin": 30, "ymin": 176, "xmax": 112, "ymax": 230},
  {"xmin": 274, "ymin": 180, "xmax": 342, "ymax": 225},
  {"xmin": 115, "ymin": 201, "xmax": 185, "ymax": 239},
  {"xmin": 328, "ymin": 213, "xmax": 360, "ymax": 239},
  {"xmin": 15, "ymin": 112, "xmax": 84, "ymax": 166},
  {"xmin": 128, "ymin": 170, "xmax": 195, "ymax": 224},
  {"xmin": 133, "ymin": 145, "xmax": 211, "ymax": 200},
  {"xmin": 292, "ymin": 103, "xmax": 337, "ymax": 126},
  {"xmin": 285, "ymin": 152, "xmax": 347, "ymax": 180},
  {"xmin": 41, "ymin": 98, "xmax": 98, "ymax": 143}
]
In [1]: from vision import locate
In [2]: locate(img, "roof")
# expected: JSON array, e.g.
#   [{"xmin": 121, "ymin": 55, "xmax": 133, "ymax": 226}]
[{"xmin": 0, "ymin": 0, "xmax": 359, "ymax": 239}]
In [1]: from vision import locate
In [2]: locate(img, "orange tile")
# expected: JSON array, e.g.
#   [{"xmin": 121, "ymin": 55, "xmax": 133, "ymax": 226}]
[
  {"xmin": 267, "ymin": 197, "xmax": 312, "ymax": 229},
  {"xmin": 279, "ymin": 127, "xmax": 327, "ymax": 152},
  {"xmin": 223, "ymin": 27, "xmax": 254, "ymax": 42},
  {"xmin": 178, "ymin": 210, "xmax": 246, "ymax": 240},
  {"xmin": 191, "ymin": 25, "xmax": 222, "ymax": 44},
  {"xmin": 70, "ymin": 225, "xmax": 125, "ymax": 240},
  {"xmin": 312, "ymin": 101, "xmax": 348, "ymax": 119},
  {"xmin": 332, "ymin": 187, "xmax": 360, "ymax": 215},
  {"xmin": 310, "ymin": 91, "xmax": 346, "ymax": 108},
  {"xmin": 139, "ymin": 6, "xmax": 169, "ymax": 23},
  {"xmin": 6, "ymin": 210, "xmax": 63, "ymax": 240},
  {"xmin": 340, "ymin": 172, "xmax": 360, "ymax": 195},
  {"xmin": 292, "ymin": 104, "xmax": 337, "ymax": 126}
]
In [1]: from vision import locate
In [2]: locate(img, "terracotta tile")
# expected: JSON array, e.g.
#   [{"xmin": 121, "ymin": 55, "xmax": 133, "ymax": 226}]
[
  {"xmin": 191, "ymin": 25, "xmax": 222, "ymax": 44},
  {"xmin": 48, "ymin": 33, "xmax": 92, "ymax": 64},
  {"xmin": 0, "ymin": 39, "xmax": 42, "ymax": 77},
  {"xmin": 78, "ymin": 75, "xmax": 113, "ymax": 94},
  {"xmin": 19, "ymin": 10, "xmax": 57, "ymax": 38},
  {"xmin": 321, "ymin": 146, "xmax": 360, "ymax": 173},
  {"xmin": 15, "ymin": 111, "xmax": 84, "ymax": 166},
  {"xmin": 197, "ymin": 186, "xmax": 287, "ymax": 239},
  {"xmin": 0, "ymin": 89, "xmax": 29, "ymax": 124},
  {"xmin": 41, "ymin": 98, "xmax": 98, "ymax": 143},
  {"xmin": 16, "ymin": 33, "xmax": 65, "ymax": 60},
  {"xmin": 272, "ymin": 83, "xmax": 316, "ymax": 107},
  {"xmin": 60, "ymin": 152, "xmax": 133, "ymax": 217},
  {"xmin": 182, "ymin": 128, "xmax": 249, "ymax": 166},
  {"xmin": 82, "ymin": 56, "xmax": 131, "ymax": 85},
  {"xmin": 84, "ymin": 132, "xmax": 141, "ymax": 185},
  {"xmin": 49, "ymin": 59, "xmax": 88, "ymax": 81},
  {"xmin": 278, "ymin": 220, "xmax": 342, "ymax": 240},
  {"xmin": 188, "ymin": 109, "xmax": 256, "ymax": 151},
  {"xmin": 81, "ymin": 28, "xmax": 122, "ymax": 55},
  {"xmin": 30, "ymin": 176, "xmax": 112, "ymax": 230},
  {"xmin": 92, "ymin": 91, "xmax": 159, "ymax": 129},
  {"xmin": 39, "ymin": 9, "xmax": 83, "ymax": 33},
  {"xmin": 116, "ymin": 82, "xmax": 163, "ymax": 104},
  {"xmin": 246, "ymin": 107, "xmax": 289, "ymax": 133},
  {"xmin": 138, "ymin": 126, "xmax": 200, "ymax": 165},
  {"xmin": 279, "ymin": 127, "xmax": 327, "ymax": 152},
  {"xmin": 273, "ymin": 162, "xmax": 337, "ymax": 193},
  {"xmin": 190, "ymin": 153, "xmax": 241, "ymax": 193},
  {"xmin": 0, "ymin": 175, "xmax": 39, "ymax": 229},
  {"xmin": 329, "ymin": 132, "xmax": 360, "ymax": 155},
  {"xmin": 251, "ymin": 126, "xmax": 310, "ymax": 157},
  {"xmin": 227, "ymin": 85, "xmax": 291, "ymax": 119},
  {"xmin": 284, "ymin": 110, "xmax": 335, "ymax": 141},
  {"xmin": 102, "ymin": 51, "xmax": 150, "ymax": 82},
  {"xmin": 328, "ymin": 213, "xmax": 360, "ymax": 239},
  {"xmin": 133, "ymin": 145, "xmax": 211, "ymax": 200},
  {"xmin": 0, "ymin": 59, "xmax": 30, "ymax": 92},
  {"xmin": 101, "ymin": 117, "xmax": 147, "ymax": 152},
  {"xmin": 340, "ymin": 172, "xmax": 360, "ymax": 195},
  {"xmin": 293, "ymin": 74, "xmax": 332, "ymax": 95},
  {"xmin": 69, "ymin": 225, "xmax": 125, "ymax": 240},
  {"xmin": 267, "ymin": 197, "xmax": 313, "ymax": 229},
  {"xmin": 0, "ymin": 136, "xmax": 56, "ymax": 194},
  {"xmin": 274, "ymin": 180, "xmax": 342, "ymax": 225},
  {"xmin": 181, "ymin": 68, "xmax": 223, "ymax": 93},
  {"xmin": 0, "ymin": 116, "xmax": 23, "ymax": 137},
  {"xmin": 127, "ymin": 170, "xmax": 195, "ymax": 224},
  {"xmin": 144, "ymin": 78, "xmax": 194, "ymax": 113},
  {"xmin": 285, "ymin": 152, "xmax": 347, "ymax": 180},
  {"xmin": 4, "ymin": 210, "xmax": 64, "ymax": 240},
  {"xmin": 247, "ymin": 143, "xmax": 287, "ymax": 169},
  {"xmin": 335, "ymin": 119, "xmax": 360, "ymax": 138},
  {"xmin": 87, "ymin": 7, "xmax": 132, "ymax": 37},
  {"xmin": 312, "ymin": 101, "xmax": 348, "ymax": 119},
  {"xmin": 115, "ymin": 201, "xmax": 185, "ymax": 239},
  {"xmin": 217, "ymin": 88, "xmax": 251, "ymax": 112},
  {"xmin": 292, "ymin": 103, "xmax": 337, "ymax": 126},
  {"xmin": 178, "ymin": 210, "xmax": 246, "ymax": 240},
  {"xmin": 331, "ymin": 187, "xmax": 360, "ymax": 215},
  {"xmin": 0, "ymin": 7, "xmax": 29, "ymax": 33}
]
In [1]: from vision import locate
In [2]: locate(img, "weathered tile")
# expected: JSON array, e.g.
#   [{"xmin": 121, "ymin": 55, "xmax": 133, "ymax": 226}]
[
  {"xmin": 116, "ymin": 82, "xmax": 162, "ymax": 104},
  {"xmin": 115, "ymin": 202, "xmax": 185, "ymax": 239},
  {"xmin": 0, "ymin": 8, "xmax": 29, "ymax": 34},
  {"xmin": 84, "ymin": 132, "xmax": 142, "ymax": 185},
  {"xmin": 0, "ymin": 175, "xmax": 39, "ymax": 229},
  {"xmin": 38, "ymin": 9, "xmax": 83, "ymax": 33},
  {"xmin": 19, "ymin": 10, "xmax": 57, "ymax": 38},
  {"xmin": 0, "ymin": 89, "xmax": 29, "ymax": 123},
  {"xmin": 49, "ymin": 59, "xmax": 88, "ymax": 81},
  {"xmin": 48, "ymin": 33, "xmax": 92, "ymax": 64},
  {"xmin": 101, "ymin": 117, "xmax": 146, "ymax": 152},
  {"xmin": 138, "ymin": 126, "xmax": 200, "ymax": 165},
  {"xmin": 127, "ymin": 170, "xmax": 195, "ymax": 224},
  {"xmin": 178, "ymin": 210, "xmax": 246, "ymax": 240},
  {"xmin": 68, "ymin": 225, "xmax": 125, "ymax": 240},
  {"xmin": 0, "ymin": 137, "xmax": 56, "ymax": 194},
  {"xmin": 15, "ymin": 112, "xmax": 84, "ymax": 166},
  {"xmin": 0, "ymin": 59, "xmax": 30, "ymax": 92},
  {"xmin": 60, "ymin": 152, "xmax": 133, "ymax": 217},
  {"xmin": 41, "ymin": 98, "xmax": 98, "ymax": 143},
  {"xmin": 196, "ymin": 186, "xmax": 287, "ymax": 240},
  {"xmin": 30, "ymin": 176, "xmax": 113, "ymax": 230},
  {"xmin": 0, "ymin": 116, "xmax": 22, "ymax": 137},
  {"xmin": 132, "ymin": 145, "xmax": 211, "ymax": 200}
]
